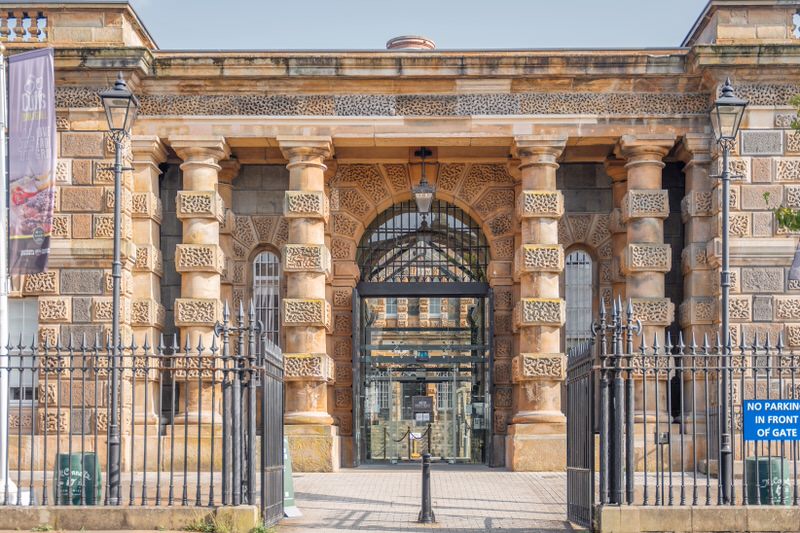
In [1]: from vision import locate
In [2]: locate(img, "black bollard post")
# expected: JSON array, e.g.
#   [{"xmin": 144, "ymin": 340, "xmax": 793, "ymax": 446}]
[{"xmin": 418, "ymin": 453, "xmax": 435, "ymax": 523}]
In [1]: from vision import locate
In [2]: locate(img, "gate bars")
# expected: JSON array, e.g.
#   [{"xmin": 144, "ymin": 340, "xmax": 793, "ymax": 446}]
[
  {"xmin": 0, "ymin": 301, "xmax": 284, "ymax": 527},
  {"xmin": 567, "ymin": 298, "xmax": 800, "ymax": 526}
]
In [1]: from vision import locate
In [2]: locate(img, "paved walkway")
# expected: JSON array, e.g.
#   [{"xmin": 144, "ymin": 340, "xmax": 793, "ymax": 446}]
[{"xmin": 279, "ymin": 465, "xmax": 580, "ymax": 532}]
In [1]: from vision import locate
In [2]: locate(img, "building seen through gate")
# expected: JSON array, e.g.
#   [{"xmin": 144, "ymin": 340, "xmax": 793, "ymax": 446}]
[{"xmin": 1, "ymin": 0, "xmax": 800, "ymax": 489}]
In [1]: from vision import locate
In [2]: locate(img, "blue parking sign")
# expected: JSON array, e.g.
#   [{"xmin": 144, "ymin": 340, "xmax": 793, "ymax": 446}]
[{"xmin": 743, "ymin": 400, "xmax": 800, "ymax": 441}]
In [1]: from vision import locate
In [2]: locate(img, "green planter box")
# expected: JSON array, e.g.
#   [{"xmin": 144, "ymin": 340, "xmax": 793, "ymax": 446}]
[
  {"xmin": 54, "ymin": 453, "xmax": 102, "ymax": 505},
  {"xmin": 745, "ymin": 456, "xmax": 792, "ymax": 505}
]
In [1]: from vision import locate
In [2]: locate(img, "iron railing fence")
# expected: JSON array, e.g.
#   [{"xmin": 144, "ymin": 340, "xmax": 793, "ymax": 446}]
[
  {"xmin": 567, "ymin": 298, "xmax": 800, "ymax": 526},
  {"xmin": 0, "ymin": 301, "xmax": 284, "ymax": 527}
]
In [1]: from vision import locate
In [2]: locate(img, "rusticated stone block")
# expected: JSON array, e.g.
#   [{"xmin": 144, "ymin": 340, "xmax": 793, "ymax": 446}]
[
  {"xmin": 786, "ymin": 325, "xmax": 800, "ymax": 347},
  {"xmin": 681, "ymin": 191, "xmax": 713, "ymax": 221},
  {"xmin": 740, "ymin": 267, "xmax": 784, "ymax": 293},
  {"xmin": 751, "ymin": 157, "xmax": 773, "ymax": 183},
  {"xmin": 133, "ymin": 245, "xmax": 163, "ymax": 276},
  {"xmin": 678, "ymin": 296, "xmax": 716, "ymax": 326},
  {"xmin": 60, "ymin": 269, "xmax": 104, "ymax": 295},
  {"xmin": 131, "ymin": 191, "xmax": 162, "ymax": 221},
  {"xmin": 176, "ymin": 190, "xmax": 224, "ymax": 220},
  {"xmin": 729, "ymin": 296, "xmax": 752, "ymax": 321},
  {"xmin": 774, "ymin": 296, "xmax": 800, "ymax": 320},
  {"xmin": 174, "ymin": 298, "xmax": 221, "ymax": 326},
  {"xmin": 621, "ymin": 189, "xmax": 669, "ymax": 221},
  {"xmin": 23, "ymin": 271, "xmax": 58, "ymax": 295},
  {"xmin": 284, "ymin": 353, "xmax": 334, "ymax": 382},
  {"xmin": 514, "ymin": 298, "xmax": 565, "ymax": 328},
  {"xmin": 283, "ymin": 244, "xmax": 331, "ymax": 274},
  {"xmin": 60, "ymin": 186, "xmax": 103, "ymax": 212},
  {"xmin": 752, "ymin": 295, "xmax": 773, "ymax": 322},
  {"xmin": 283, "ymin": 299, "xmax": 332, "ymax": 331},
  {"xmin": 175, "ymin": 244, "xmax": 224, "ymax": 274},
  {"xmin": 622, "ymin": 243, "xmax": 671, "ymax": 273},
  {"xmin": 60, "ymin": 131, "xmax": 104, "ymax": 158},
  {"xmin": 131, "ymin": 299, "xmax": 165, "ymax": 327},
  {"xmin": 786, "ymin": 131, "xmax": 800, "ymax": 154},
  {"xmin": 515, "ymin": 245, "xmax": 564, "ymax": 276},
  {"xmin": 776, "ymin": 158, "xmax": 800, "ymax": 182},
  {"xmin": 517, "ymin": 190, "xmax": 564, "ymax": 218},
  {"xmin": 630, "ymin": 298, "xmax": 674, "ymax": 326},
  {"xmin": 740, "ymin": 184, "xmax": 782, "ymax": 210},
  {"xmin": 39, "ymin": 297, "xmax": 71, "ymax": 322},
  {"xmin": 739, "ymin": 130, "xmax": 783, "ymax": 156},
  {"xmin": 284, "ymin": 190, "xmax": 329, "ymax": 220},
  {"xmin": 511, "ymin": 353, "xmax": 566, "ymax": 382}
]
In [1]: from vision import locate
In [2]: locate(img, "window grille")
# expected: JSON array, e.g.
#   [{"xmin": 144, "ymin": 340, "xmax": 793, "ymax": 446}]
[
  {"xmin": 437, "ymin": 381, "xmax": 453, "ymax": 410},
  {"xmin": 253, "ymin": 251, "xmax": 281, "ymax": 350},
  {"xmin": 565, "ymin": 250, "xmax": 594, "ymax": 351},
  {"xmin": 9, "ymin": 298, "xmax": 38, "ymax": 402}
]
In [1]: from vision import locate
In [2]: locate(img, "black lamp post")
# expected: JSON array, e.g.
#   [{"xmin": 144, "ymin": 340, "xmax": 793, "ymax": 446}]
[
  {"xmin": 711, "ymin": 77, "xmax": 747, "ymax": 505},
  {"xmin": 99, "ymin": 72, "xmax": 139, "ymax": 505}
]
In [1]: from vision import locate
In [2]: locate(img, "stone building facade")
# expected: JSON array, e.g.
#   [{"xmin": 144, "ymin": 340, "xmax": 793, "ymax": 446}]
[{"xmin": 5, "ymin": 0, "xmax": 800, "ymax": 472}]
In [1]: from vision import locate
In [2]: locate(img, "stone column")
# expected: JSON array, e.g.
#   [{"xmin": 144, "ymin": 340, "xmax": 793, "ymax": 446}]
[
  {"xmin": 507, "ymin": 135, "xmax": 567, "ymax": 471},
  {"xmin": 217, "ymin": 159, "xmax": 240, "ymax": 306},
  {"xmin": 278, "ymin": 136, "xmax": 338, "ymax": 472},
  {"xmin": 605, "ymin": 160, "xmax": 628, "ymax": 301},
  {"xmin": 169, "ymin": 136, "xmax": 230, "ymax": 424},
  {"xmin": 618, "ymin": 134, "xmax": 676, "ymax": 424},
  {"xmin": 130, "ymin": 136, "xmax": 168, "ymax": 428}
]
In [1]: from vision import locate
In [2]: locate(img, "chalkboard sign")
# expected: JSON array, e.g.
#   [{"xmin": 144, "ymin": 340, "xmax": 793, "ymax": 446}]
[
  {"xmin": 743, "ymin": 400, "xmax": 800, "ymax": 441},
  {"xmin": 412, "ymin": 396, "xmax": 433, "ymax": 414}
]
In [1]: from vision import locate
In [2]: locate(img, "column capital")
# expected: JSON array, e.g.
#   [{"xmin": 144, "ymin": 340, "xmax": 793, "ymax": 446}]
[
  {"xmin": 218, "ymin": 158, "xmax": 241, "ymax": 184},
  {"xmin": 131, "ymin": 135, "xmax": 168, "ymax": 168},
  {"xmin": 676, "ymin": 133, "xmax": 714, "ymax": 165},
  {"xmin": 512, "ymin": 135, "xmax": 567, "ymax": 168},
  {"xmin": 277, "ymin": 136, "xmax": 333, "ymax": 168},
  {"xmin": 604, "ymin": 158, "xmax": 628, "ymax": 182},
  {"xmin": 616, "ymin": 134, "xmax": 676, "ymax": 166},
  {"xmin": 168, "ymin": 136, "xmax": 231, "ymax": 168}
]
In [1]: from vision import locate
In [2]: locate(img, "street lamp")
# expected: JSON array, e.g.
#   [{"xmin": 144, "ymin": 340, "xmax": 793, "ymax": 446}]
[
  {"xmin": 99, "ymin": 72, "xmax": 139, "ymax": 505},
  {"xmin": 711, "ymin": 77, "xmax": 747, "ymax": 505},
  {"xmin": 412, "ymin": 147, "xmax": 435, "ymax": 214}
]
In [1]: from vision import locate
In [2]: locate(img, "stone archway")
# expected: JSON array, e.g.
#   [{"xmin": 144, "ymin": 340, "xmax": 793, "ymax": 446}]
[{"xmin": 558, "ymin": 213, "xmax": 613, "ymax": 308}]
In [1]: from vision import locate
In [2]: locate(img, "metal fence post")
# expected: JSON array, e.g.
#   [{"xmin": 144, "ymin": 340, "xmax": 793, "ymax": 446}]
[{"xmin": 418, "ymin": 453, "xmax": 435, "ymax": 523}]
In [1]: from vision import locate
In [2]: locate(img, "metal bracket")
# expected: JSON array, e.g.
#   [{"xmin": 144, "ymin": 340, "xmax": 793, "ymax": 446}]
[{"xmin": 98, "ymin": 165, "xmax": 135, "ymax": 172}]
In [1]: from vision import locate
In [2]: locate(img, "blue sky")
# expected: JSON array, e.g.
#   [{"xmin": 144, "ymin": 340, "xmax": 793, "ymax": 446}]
[{"xmin": 128, "ymin": 0, "xmax": 709, "ymax": 50}]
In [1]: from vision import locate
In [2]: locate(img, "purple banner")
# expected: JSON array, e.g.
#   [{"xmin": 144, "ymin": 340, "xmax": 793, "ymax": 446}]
[{"xmin": 8, "ymin": 48, "xmax": 56, "ymax": 275}]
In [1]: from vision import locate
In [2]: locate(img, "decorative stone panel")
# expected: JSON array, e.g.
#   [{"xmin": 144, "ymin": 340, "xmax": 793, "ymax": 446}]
[
  {"xmin": 776, "ymin": 158, "xmax": 800, "ymax": 182},
  {"xmin": 621, "ymin": 189, "xmax": 669, "ymax": 221},
  {"xmin": 174, "ymin": 298, "xmax": 221, "ymax": 326},
  {"xmin": 774, "ymin": 296, "xmax": 800, "ymax": 321},
  {"xmin": 715, "ymin": 157, "xmax": 750, "ymax": 181},
  {"xmin": 517, "ymin": 190, "xmax": 564, "ymax": 218},
  {"xmin": 23, "ymin": 271, "xmax": 58, "ymax": 295},
  {"xmin": 740, "ymin": 267, "xmax": 784, "ymax": 293},
  {"xmin": 39, "ymin": 297, "xmax": 71, "ymax": 322},
  {"xmin": 131, "ymin": 299, "xmax": 166, "ymax": 328},
  {"xmin": 176, "ymin": 191, "xmax": 224, "ymax": 220},
  {"xmin": 787, "ymin": 131, "xmax": 800, "ymax": 154},
  {"xmin": 283, "ymin": 353, "xmax": 334, "ymax": 382},
  {"xmin": 786, "ymin": 325, "xmax": 800, "ymax": 347},
  {"xmin": 622, "ymin": 244, "xmax": 671, "ymax": 273},
  {"xmin": 514, "ymin": 298, "xmax": 565, "ymax": 328},
  {"xmin": 175, "ymin": 244, "xmax": 224, "ymax": 274},
  {"xmin": 133, "ymin": 245, "xmax": 163, "ymax": 276},
  {"xmin": 283, "ymin": 299, "xmax": 332, "ymax": 331},
  {"xmin": 681, "ymin": 191, "xmax": 713, "ymax": 221},
  {"xmin": 131, "ymin": 192, "xmax": 163, "ymax": 222},
  {"xmin": 283, "ymin": 244, "xmax": 331, "ymax": 274},
  {"xmin": 630, "ymin": 298, "xmax": 674, "ymax": 326},
  {"xmin": 511, "ymin": 353, "xmax": 566, "ymax": 382},
  {"xmin": 729, "ymin": 296, "xmax": 752, "ymax": 321},
  {"xmin": 679, "ymin": 296, "xmax": 716, "ymax": 327},
  {"xmin": 740, "ymin": 130, "xmax": 783, "ymax": 156},
  {"xmin": 515, "ymin": 245, "xmax": 564, "ymax": 277}
]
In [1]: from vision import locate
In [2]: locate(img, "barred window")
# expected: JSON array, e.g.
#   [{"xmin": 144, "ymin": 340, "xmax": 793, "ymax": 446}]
[
  {"xmin": 9, "ymin": 298, "xmax": 38, "ymax": 403},
  {"xmin": 428, "ymin": 297, "xmax": 441, "ymax": 317},
  {"xmin": 253, "ymin": 251, "xmax": 281, "ymax": 349},
  {"xmin": 565, "ymin": 250, "xmax": 594, "ymax": 351}
]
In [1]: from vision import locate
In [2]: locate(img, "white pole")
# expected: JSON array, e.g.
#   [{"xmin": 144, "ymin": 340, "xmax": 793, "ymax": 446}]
[{"xmin": 0, "ymin": 42, "xmax": 16, "ymax": 505}]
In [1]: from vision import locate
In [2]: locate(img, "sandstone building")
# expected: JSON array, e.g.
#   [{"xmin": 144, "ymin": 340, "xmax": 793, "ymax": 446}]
[{"xmin": 4, "ymin": 0, "xmax": 800, "ymax": 472}]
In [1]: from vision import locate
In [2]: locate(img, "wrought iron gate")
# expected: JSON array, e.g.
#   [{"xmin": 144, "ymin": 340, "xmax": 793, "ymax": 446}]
[{"xmin": 566, "ymin": 340, "xmax": 595, "ymax": 528}]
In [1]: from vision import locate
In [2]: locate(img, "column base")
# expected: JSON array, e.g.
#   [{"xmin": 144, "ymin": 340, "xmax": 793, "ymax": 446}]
[
  {"xmin": 505, "ymin": 423, "xmax": 566, "ymax": 471},
  {"xmin": 285, "ymin": 424, "xmax": 340, "ymax": 473}
]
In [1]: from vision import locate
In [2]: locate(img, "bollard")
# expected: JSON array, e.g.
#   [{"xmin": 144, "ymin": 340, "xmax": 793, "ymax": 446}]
[{"xmin": 418, "ymin": 453, "xmax": 435, "ymax": 523}]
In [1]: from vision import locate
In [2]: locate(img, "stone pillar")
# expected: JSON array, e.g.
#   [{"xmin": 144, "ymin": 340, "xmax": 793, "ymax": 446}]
[
  {"xmin": 217, "ymin": 159, "xmax": 240, "ymax": 306},
  {"xmin": 170, "ymin": 136, "xmax": 230, "ymax": 425},
  {"xmin": 507, "ymin": 135, "xmax": 567, "ymax": 471},
  {"xmin": 278, "ymin": 136, "xmax": 338, "ymax": 472},
  {"xmin": 130, "ymin": 136, "xmax": 168, "ymax": 428},
  {"xmin": 618, "ymin": 134, "xmax": 676, "ymax": 424},
  {"xmin": 605, "ymin": 160, "xmax": 628, "ymax": 301}
]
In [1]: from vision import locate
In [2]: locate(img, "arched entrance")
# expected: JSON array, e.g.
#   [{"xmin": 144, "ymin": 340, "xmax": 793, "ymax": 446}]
[{"xmin": 352, "ymin": 200, "xmax": 494, "ymax": 465}]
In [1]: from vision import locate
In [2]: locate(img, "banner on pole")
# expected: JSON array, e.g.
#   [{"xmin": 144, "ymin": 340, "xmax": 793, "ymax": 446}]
[{"xmin": 8, "ymin": 48, "xmax": 55, "ymax": 275}]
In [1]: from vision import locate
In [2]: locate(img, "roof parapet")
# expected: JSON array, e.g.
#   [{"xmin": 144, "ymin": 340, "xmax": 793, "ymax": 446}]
[
  {"xmin": 0, "ymin": 1, "xmax": 157, "ymax": 50},
  {"xmin": 683, "ymin": 0, "xmax": 800, "ymax": 47}
]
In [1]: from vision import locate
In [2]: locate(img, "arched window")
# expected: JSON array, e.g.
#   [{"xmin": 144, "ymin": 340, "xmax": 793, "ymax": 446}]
[
  {"xmin": 253, "ymin": 251, "xmax": 281, "ymax": 348},
  {"xmin": 564, "ymin": 250, "xmax": 594, "ymax": 350}
]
